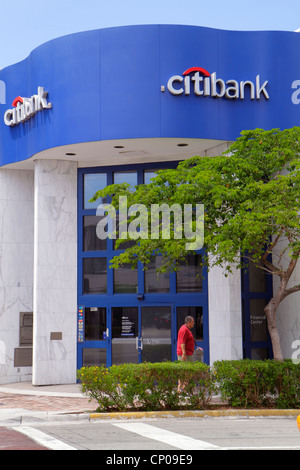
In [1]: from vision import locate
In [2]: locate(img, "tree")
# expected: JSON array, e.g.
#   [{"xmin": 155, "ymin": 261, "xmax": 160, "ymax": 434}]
[{"xmin": 91, "ymin": 128, "xmax": 300, "ymax": 361}]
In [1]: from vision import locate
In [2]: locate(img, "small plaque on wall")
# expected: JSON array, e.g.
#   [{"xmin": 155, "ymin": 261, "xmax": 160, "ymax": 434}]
[
  {"xmin": 50, "ymin": 332, "xmax": 63, "ymax": 340},
  {"xmin": 14, "ymin": 348, "xmax": 32, "ymax": 367}
]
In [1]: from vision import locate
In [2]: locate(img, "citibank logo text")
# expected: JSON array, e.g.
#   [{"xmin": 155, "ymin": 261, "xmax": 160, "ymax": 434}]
[
  {"xmin": 161, "ymin": 67, "xmax": 270, "ymax": 100},
  {"xmin": 4, "ymin": 87, "xmax": 52, "ymax": 126}
]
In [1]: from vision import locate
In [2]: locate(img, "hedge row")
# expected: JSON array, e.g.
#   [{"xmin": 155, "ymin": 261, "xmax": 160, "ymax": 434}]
[
  {"xmin": 77, "ymin": 360, "xmax": 300, "ymax": 412},
  {"xmin": 214, "ymin": 359, "xmax": 300, "ymax": 409}
]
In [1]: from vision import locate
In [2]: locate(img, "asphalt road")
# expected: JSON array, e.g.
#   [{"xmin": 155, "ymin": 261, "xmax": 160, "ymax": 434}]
[{"xmin": 4, "ymin": 416, "xmax": 300, "ymax": 451}]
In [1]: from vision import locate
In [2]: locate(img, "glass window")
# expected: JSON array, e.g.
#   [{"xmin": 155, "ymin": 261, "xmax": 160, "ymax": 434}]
[
  {"xmin": 144, "ymin": 170, "xmax": 158, "ymax": 184},
  {"xmin": 249, "ymin": 299, "xmax": 268, "ymax": 342},
  {"xmin": 114, "ymin": 171, "xmax": 137, "ymax": 190},
  {"xmin": 144, "ymin": 256, "xmax": 169, "ymax": 293},
  {"xmin": 248, "ymin": 259, "xmax": 267, "ymax": 293},
  {"xmin": 250, "ymin": 348, "xmax": 269, "ymax": 360},
  {"xmin": 111, "ymin": 307, "xmax": 139, "ymax": 365},
  {"xmin": 84, "ymin": 307, "xmax": 106, "ymax": 341},
  {"xmin": 84, "ymin": 173, "xmax": 107, "ymax": 209},
  {"xmin": 82, "ymin": 348, "xmax": 106, "ymax": 367},
  {"xmin": 113, "ymin": 214, "xmax": 136, "ymax": 250},
  {"xmin": 176, "ymin": 254, "xmax": 203, "ymax": 292},
  {"xmin": 83, "ymin": 258, "xmax": 107, "ymax": 294},
  {"xmin": 141, "ymin": 306, "xmax": 172, "ymax": 362},
  {"xmin": 177, "ymin": 306, "xmax": 203, "ymax": 341},
  {"xmin": 83, "ymin": 216, "xmax": 107, "ymax": 251},
  {"xmin": 114, "ymin": 264, "xmax": 138, "ymax": 293},
  {"xmin": 112, "ymin": 307, "xmax": 138, "ymax": 339}
]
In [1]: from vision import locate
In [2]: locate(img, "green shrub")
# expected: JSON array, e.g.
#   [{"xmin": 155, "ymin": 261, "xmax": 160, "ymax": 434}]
[
  {"xmin": 213, "ymin": 359, "xmax": 300, "ymax": 408},
  {"xmin": 77, "ymin": 360, "xmax": 300, "ymax": 412},
  {"xmin": 273, "ymin": 361, "xmax": 300, "ymax": 409},
  {"xmin": 77, "ymin": 361, "xmax": 214, "ymax": 412}
]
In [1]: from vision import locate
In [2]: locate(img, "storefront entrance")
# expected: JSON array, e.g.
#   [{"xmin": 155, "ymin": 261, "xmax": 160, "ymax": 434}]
[
  {"xmin": 112, "ymin": 306, "xmax": 172, "ymax": 364},
  {"xmin": 77, "ymin": 304, "xmax": 205, "ymax": 368}
]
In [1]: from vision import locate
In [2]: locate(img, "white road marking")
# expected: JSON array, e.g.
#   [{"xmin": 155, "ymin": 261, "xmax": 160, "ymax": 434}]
[
  {"xmin": 12, "ymin": 426, "xmax": 77, "ymax": 451},
  {"xmin": 112, "ymin": 422, "xmax": 220, "ymax": 450}
]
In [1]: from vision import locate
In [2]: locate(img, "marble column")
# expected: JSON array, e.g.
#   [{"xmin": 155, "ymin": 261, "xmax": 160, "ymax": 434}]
[
  {"xmin": 33, "ymin": 160, "xmax": 77, "ymax": 385},
  {"xmin": 208, "ymin": 264, "xmax": 243, "ymax": 365},
  {"xmin": 0, "ymin": 169, "xmax": 34, "ymax": 384}
]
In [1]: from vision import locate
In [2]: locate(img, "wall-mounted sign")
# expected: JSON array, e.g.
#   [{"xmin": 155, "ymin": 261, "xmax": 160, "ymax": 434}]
[
  {"xmin": 162, "ymin": 66, "xmax": 269, "ymax": 101},
  {"xmin": 121, "ymin": 315, "xmax": 135, "ymax": 337},
  {"xmin": 77, "ymin": 306, "xmax": 84, "ymax": 343},
  {"xmin": 4, "ymin": 86, "xmax": 52, "ymax": 126}
]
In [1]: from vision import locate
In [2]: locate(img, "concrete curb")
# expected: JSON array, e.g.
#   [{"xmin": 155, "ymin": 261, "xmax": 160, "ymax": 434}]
[
  {"xmin": 1, "ymin": 408, "xmax": 299, "ymax": 426},
  {"xmin": 89, "ymin": 409, "xmax": 300, "ymax": 420}
]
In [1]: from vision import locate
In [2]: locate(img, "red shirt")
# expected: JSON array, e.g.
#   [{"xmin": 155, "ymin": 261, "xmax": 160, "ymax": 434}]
[{"xmin": 177, "ymin": 325, "xmax": 195, "ymax": 356}]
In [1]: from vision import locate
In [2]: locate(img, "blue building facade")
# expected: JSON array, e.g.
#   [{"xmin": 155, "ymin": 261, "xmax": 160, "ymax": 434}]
[{"xmin": 0, "ymin": 25, "xmax": 298, "ymax": 385}]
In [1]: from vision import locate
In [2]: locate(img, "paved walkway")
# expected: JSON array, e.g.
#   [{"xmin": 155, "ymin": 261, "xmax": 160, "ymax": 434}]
[
  {"xmin": 0, "ymin": 382, "xmax": 98, "ymax": 425},
  {"xmin": 0, "ymin": 382, "xmax": 99, "ymax": 450}
]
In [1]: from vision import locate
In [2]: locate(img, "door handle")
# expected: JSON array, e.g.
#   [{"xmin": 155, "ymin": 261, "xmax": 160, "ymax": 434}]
[{"xmin": 136, "ymin": 336, "xmax": 143, "ymax": 350}]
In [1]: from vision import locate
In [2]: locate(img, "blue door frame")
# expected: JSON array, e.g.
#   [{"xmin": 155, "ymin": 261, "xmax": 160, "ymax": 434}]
[
  {"xmin": 241, "ymin": 260, "xmax": 273, "ymax": 359},
  {"xmin": 77, "ymin": 300, "xmax": 209, "ymax": 369},
  {"xmin": 77, "ymin": 162, "xmax": 209, "ymax": 369}
]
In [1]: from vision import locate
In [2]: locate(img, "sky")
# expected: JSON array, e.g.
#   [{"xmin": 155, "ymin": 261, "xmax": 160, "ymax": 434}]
[{"xmin": 0, "ymin": 0, "xmax": 300, "ymax": 69}]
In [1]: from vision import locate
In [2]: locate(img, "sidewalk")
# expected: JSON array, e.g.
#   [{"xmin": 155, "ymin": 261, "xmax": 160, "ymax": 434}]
[
  {"xmin": 0, "ymin": 382, "xmax": 98, "ymax": 425},
  {"xmin": 0, "ymin": 382, "xmax": 298, "ymax": 425}
]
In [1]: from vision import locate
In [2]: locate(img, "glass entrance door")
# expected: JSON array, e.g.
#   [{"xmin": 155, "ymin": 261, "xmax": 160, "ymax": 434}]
[
  {"xmin": 110, "ymin": 305, "xmax": 172, "ymax": 365},
  {"xmin": 77, "ymin": 303, "xmax": 208, "ymax": 369},
  {"xmin": 111, "ymin": 307, "xmax": 139, "ymax": 364},
  {"xmin": 140, "ymin": 306, "xmax": 172, "ymax": 363}
]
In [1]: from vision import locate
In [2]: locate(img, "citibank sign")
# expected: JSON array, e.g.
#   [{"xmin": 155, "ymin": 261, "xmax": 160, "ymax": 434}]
[
  {"xmin": 4, "ymin": 87, "xmax": 52, "ymax": 126},
  {"xmin": 162, "ymin": 67, "xmax": 269, "ymax": 100}
]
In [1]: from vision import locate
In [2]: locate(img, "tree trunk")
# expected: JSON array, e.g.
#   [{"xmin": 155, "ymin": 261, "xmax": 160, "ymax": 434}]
[
  {"xmin": 264, "ymin": 298, "xmax": 283, "ymax": 361},
  {"xmin": 263, "ymin": 258, "xmax": 298, "ymax": 361}
]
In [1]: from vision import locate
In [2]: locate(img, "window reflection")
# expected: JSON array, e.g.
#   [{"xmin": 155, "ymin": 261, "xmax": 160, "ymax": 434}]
[
  {"xmin": 83, "ymin": 258, "xmax": 107, "ymax": 294},
  {"xmin": 114, "ymin": 171, "xmax": 137, "ymax": 190},
  {"xmin": 83, "ymin": 216, "xmax": 107, "ymax": 251},
  {"xmin": 111, "ymin": 307, "xmax": 139, "ymax": 365},
  {"xmin": 84, "ymin": 173, "xmax": 107, "ymax": 209},
  {"xmin": 111, "ymin": 307, "xmax": 138, "ymax": 339},
  {"xmin": 250, "ymin": 299, "xmax": 268, "ymax": 342},
  {"xmin": 144, "ymin": 256, "xmax": 169, "ymax": 293},
  {"xmin": 141, "ymin": 306, "xmax": 172, "ymax": 362},
  {"xmin": 176, "ymin": 254, "xmax": 203, "ymax": 292},
  {"xmin": 248, "ymin": 259, "xmax": 267, "ymax": 292},
  {"xmin": 113, "ymin": 214, "xmax": 136, "ymax": 250},
  {"xmin": 82, "ymin": 348, "xmax": 106, "ymax": 367},
  {"xmin": 177, "ymin": 306, "xmax": 203, "ymax": 341},
  {"xmin": 84, "ymin": 307, "xmax": 106, "ymax": 341},
  {"xmin": 114, "ymin": 264, "xmax": 138, "ymax": 293},
  {"xmin": 144, "ymin": 170, "xmax": 158, "ymax": 184}
]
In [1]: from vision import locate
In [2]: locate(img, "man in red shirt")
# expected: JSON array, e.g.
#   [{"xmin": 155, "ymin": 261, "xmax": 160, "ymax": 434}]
[
  {"xmin": 177, "ymin": 316, "xmax": 195, "ymax": 361},
  {"xmin": 177, "ymin": 316, "xmax": 203, "ymax": 392}
]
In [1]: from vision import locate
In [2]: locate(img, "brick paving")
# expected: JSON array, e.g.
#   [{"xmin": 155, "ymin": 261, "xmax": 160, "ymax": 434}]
[
  {"xmin": 0, "ymin": 427, "xmax": 48, "ymax": 450},
  {"xmin": 0, "ymin": 386, "xmax": 99, "ymax": 450},
  {"xmin": 0, "ymin": 392, "xmax": 98, "ymax": 413}
]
